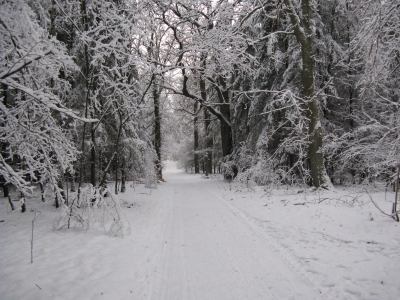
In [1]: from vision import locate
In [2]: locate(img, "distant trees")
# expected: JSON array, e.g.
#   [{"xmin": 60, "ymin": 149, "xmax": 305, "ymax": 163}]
[{"xmin": 147, "ymin": 0, "xmax": 255, "ymax": 177}]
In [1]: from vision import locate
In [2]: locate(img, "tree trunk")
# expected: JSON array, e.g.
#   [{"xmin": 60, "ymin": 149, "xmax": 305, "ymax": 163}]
[
  {"xmin": 1, "ymin": 177, "xmax": 9, "ymax": 198},
  {"xmin": 77, "ymin": 0, "xmax": 91, "ymax": 200},
  {"xmin": 20, "ymin": 192, "xmax": 26, "ymax": 213},
  {"xmin": 121, "ymin": 167, "xmax": 126, "ymax": 193},
  {"xmin": 215, "ymin": 85, "xmax": 233, "ymax": 157},
  {"xmin": 204, "ymin": 109, "xmax": 213, "ymax": 175},
  {"xmin": 54, "ymin": 177, "xmax": 66, "ymax": 208},
  {"xmin": 200, "ymin": 75, "xmax": 213, "ymax": 176},
  {"xmin": 54, "ymin": 187, "xmax": 59, "ymax": 208},
  {"xmin": 286, "ymin": 0, "xmax": 327, "ymax": 188},
  {"xmin": 194, "ymin": 101, "xmax": 199, "ymax": 173},
  {"xmin": 99, "ymin": 104, "xmax": 124, "ymax": 189},
  {"xmin": 7, "ymin": 195, "xmax": 14, "ymax": 210},
  {"xmin": 1, "ymin": 83, "xmax": 9, "ymax": 197},
  {"xmin": 39, "ymin": 182, "xmax": 45, "ymax": 202},
  {"xmin": 115, "ymin": 159, "xmax": 119, "ymax": 194},
  {"xmin": 153, "ymin": 78, "xmax": 163, "ymax": 180},
  {"xmin": 90, "ymin": 121, "xmax": 96, "ymax": 187},
  {"xmin": 67, "ymin": 170, "xmax": 76, "ymax": 192}
]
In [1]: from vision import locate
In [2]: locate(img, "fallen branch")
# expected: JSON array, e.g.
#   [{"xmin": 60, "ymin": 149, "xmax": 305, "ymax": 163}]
[{"xmin": 366, "ymin": 191, "xmax": 400, "ymax": 218}]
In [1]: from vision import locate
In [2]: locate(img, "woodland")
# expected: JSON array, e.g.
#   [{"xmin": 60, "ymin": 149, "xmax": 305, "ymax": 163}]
[{"xmin": 1, "ymin": 0, "xmax": 399, "ymax": 212}]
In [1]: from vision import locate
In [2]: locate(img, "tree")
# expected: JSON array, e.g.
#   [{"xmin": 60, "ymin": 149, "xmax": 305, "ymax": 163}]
[
  {"xmin": 53, "ymin": 0, "xmax": 155, "ymax": 192},
  {"xmin": 0, "ymin": 0, "xmax": 96, "ymax": 198},
  {"xmin": 325, "ymin": 0, "xmax": 400, "ymax": 185},
  {"xmin": 279, "ymin": 0, "xmax": 328, "ymax": 188}
]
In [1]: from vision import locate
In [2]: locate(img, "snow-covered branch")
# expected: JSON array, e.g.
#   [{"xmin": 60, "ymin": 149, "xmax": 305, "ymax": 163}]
[{"xmin": 1, "ymin": 78, "xmax": 98, "ymax": 123}]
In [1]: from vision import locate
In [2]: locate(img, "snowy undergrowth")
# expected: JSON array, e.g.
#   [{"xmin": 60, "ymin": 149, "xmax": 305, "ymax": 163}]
[
  {"xmin": 55, "ymin": 185, "xmax": 130, "ymax": 237},
  {"xmin": 0, "ymin": 182, "xmax": 155, "ymax": 300}
]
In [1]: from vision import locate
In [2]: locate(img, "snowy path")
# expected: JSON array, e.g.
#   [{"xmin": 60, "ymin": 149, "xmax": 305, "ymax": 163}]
[
  {"xmin": 138, "ymin": 165, "xmax": 321, "ymax": 299},
  {"xmin": 2, "ymin": 161, "xmax": 399, "ymax": 299}
]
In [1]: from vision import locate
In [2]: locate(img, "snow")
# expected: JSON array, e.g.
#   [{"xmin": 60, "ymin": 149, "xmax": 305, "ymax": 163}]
[{"xmin": 1, "ymin": 161, "xmax": 399, "ymax": 299}]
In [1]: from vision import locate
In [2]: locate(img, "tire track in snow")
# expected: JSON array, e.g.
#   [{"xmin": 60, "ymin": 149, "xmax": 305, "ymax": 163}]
[
  {"xmin": 177, "ymin": 193, "xmax": 198, "ymax": 300},
  {"xmin": 133, "ymin": 187, "xmax": 177, "ymax": 299},
  {"xmin": 146, "ymin": 168, "xmax": 322, "ymax": 299},
  {"xmin": 183, "ymin": 179, "xmax": 317, "ymax": 299},
  {"xmin": 207, "ymin": 182, "xmax": 349, "ymax": 300},
  {"xmin": 149, "ymin": 185, "xmax": 197, "ymax": 300}
]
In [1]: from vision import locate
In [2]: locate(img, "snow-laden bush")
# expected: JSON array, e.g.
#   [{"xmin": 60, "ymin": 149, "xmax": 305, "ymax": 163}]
[{"xmin": 55, "ymin": 185, "xmax": 130, "ymax": 237}]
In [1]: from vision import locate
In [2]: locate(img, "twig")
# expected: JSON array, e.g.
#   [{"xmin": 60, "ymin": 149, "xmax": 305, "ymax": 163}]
[
  {"xmin": 318, "ymin": 197, "xmax": 330, "ymax": 204},
  {"xmin": 366, "ymin": 191, "xmax": 400, "ymax": 218},
  {"xmin": 31, "ymin": 211, "xmax": 42, "ymax": 263},
  {"xmin": 392, "ymin": 165, "xmax": 399, "ymax": 221}
]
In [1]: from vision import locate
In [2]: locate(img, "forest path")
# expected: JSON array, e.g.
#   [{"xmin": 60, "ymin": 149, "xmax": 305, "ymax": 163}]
[
  {"xmin": 138, "ymin": 161, "xmax": 321, "ymax": 300},
  {"xmin": 0, "ymin": 161, "xmax": 322, "ymax": 300}
]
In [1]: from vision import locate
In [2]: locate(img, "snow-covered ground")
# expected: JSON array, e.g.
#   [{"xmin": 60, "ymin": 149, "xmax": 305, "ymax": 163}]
[{"xmin": 1, "ymin": 161, "xmax": 399, "ymax": 299}]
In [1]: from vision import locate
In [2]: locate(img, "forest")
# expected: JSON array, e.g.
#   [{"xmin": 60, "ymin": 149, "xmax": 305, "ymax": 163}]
[
  {"xmin": 1, "ymin": 0, "xmax": 399, "ymax": 207},
  {"xmin": 1, "ymin": 1, "xmax": 400, "ymax": 298}
]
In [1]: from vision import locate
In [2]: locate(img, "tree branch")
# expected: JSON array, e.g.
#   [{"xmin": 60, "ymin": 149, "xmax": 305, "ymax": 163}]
[
  {"xmin": 0, "ymin": 50, "xmax": 53, "ymax": 80},
  {"xmin": 1, "ymin": 78, "xmax": 98, "ymax": 123}
]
